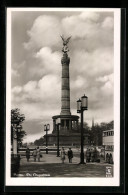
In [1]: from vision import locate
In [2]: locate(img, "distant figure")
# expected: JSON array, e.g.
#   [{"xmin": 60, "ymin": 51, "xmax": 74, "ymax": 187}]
[
  {"xmin": 60, "ymin": 147, "xmax": 66, "ymax": 164},
  {"xmin": 26, "ymin": 147, "xmax": 30, "ymax": 162},
  {"xmin": 93, "ymin": 147, "xmax": 97, "ymax": 162},
  {"xmin": 109, "ymin": 153, "xmax": 113, "ymax": 164},
  {"xmin": 32, "ymin": 148, "xmax": 37, "ymax": 162},
  {"xmin": 90, "ymin": 149, "xmax": 94, "ymax": 162},
  {"xmin": 106, "ymin": 153, "xmax": 109, "ymax": 163},
  {"xmin": 86, "ymin": 149, "xmax": 91, "ymax": 162},
  {"xmin": 37, "ymin": 146, "xmax": 41, "ymax": 162},
  {"xmin": 68, "ymin": 148, "xmax": 73, "ymax": 163}
]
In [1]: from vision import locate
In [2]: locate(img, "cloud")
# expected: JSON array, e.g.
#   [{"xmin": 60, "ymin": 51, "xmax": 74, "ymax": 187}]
[
  {"xmin": 34, "ymin": 47, "xmax": 61, "ymax": 75},
  {"xmin": 100, "ymin": 80, "xmax": 113, "ymax": 96},
  {"xmin": 79, "ymin": 12, "xmax": 100, "ymax": 22},
  {"xmin": 72, "ymin": 76, "xmax": 87, "ymax": 88},
  {"xmin": 62, "ymin": 12, "xmax": 113, "ymax": 50},
  {"xmin": 11, "ymin": 11, "xmax": 114, "ymax": 142},
  {"xmin": 23, "ymin": 15, "xmax": 62, "ymax": 50},
  {"xmin": 12, "ymin": 74, "xmax": 61, "ymax": 103},
  {"xmin": 11, "ymin": 69, "xmax": 20, "ymax": 78},
  {"xmin": 24, "ymin": 12, "xmax": 114, "ymax": 52},
  {"xmin": 11, "ymin": 73, "xmax": 61, "ymax": 128},
  {"xmin": 23, "ymin": 132, "xmax": 44, "ymax": 143},
  {"xmin": 19, "ymin": 102, "xmax": 60, "ymax": 121},
  {"xmin": 23, "ymin": 80, "xmax": 38, "ymax": 92},
  {"xmin": 12, "ymin": 86, "xmax": 22, "ymax": 94},
  {"xmin": 62, "ymin": 12, "xmax": 101, "ymax": 39},
  {"xmin": 101, "ymin": 17, "xmax": 114, "ymax": 29},
  {"xmin": 95, "ymin": 73, "xmax": 113, "ymax": 96},
  {"xmin": 70, "ymin": 48, "xmax": 113, "ymax": 85},
  {"xmin": 96, "ymin": 73, "xmax": 113, "ymax": 83}
]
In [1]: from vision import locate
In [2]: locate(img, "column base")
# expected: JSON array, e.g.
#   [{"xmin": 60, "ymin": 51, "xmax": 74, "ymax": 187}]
[{"xmin": 60, "ymin": 111, "xmax": 71, "ymax": 115}]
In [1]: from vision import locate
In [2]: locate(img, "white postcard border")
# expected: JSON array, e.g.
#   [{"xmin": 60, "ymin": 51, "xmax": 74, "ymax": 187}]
[{"xmin": 6, "ymin": 8, "xmax": 121, "ymax": 186}]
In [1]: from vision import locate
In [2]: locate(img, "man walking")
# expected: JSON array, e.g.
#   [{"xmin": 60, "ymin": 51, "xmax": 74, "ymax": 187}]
[
  {"xmin": 26, "ymin": 147, "xmax": 30, "ymax": 162},
  {"xmin": 68, "ymin": 148, "xmax": 73, "ymax": 163}
]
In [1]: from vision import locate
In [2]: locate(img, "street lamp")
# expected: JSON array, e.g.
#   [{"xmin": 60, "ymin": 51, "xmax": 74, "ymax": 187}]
[
  {"xmin": 11, "ymin": 110, "xmax": 25, "ymax": 157},
  {"xmin": 77, "ymin": 94, "xmax": 88, "ymax": 164},
  {"xmin": 56, "ymin": 118, "xmax": 61, "ymax": 157},
  {"xmin": 44, "ymin": 124, "xmax": 50, "ymax": 154}
]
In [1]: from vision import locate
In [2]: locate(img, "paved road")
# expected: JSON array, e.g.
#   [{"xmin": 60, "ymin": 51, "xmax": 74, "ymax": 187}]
[{"xmin": 17, "ymin": 153, "xmax": 113, "ymax": 177}]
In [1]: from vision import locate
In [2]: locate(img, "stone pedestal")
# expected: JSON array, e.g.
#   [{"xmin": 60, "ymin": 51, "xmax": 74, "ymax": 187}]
[
  {"xmin": 52, "ymin": 115, "xmax": 79, "ymax": 133},
  {"xmin": 44, "ymin": 132, "xmax": 90, "ymax": 146}
]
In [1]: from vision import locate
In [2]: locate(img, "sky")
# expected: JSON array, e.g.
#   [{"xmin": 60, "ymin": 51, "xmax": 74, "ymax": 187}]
[{"xmin": 11, "ymin": 10, "xmax": 114, "ymax": 143}]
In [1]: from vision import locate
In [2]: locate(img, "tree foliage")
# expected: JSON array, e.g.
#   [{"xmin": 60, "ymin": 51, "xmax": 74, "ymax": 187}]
[
  {"xmin": 11, "ymin": 108, "xmax": 26, "ymax": 145},
  {"xmin": 34, "ymin": 137, "xmax": 45, "ymax": 146},
  {"xmin": 77, "ymin": 122, "xmax": 91, "ymax": 132},
  {"xmin": 90, "ymin": 120, "xmax": 114, "ymax": 146}
]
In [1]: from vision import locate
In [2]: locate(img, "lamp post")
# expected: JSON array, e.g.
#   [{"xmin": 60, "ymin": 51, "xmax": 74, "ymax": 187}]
[
  {"xmin": 44, "ymin": 124, "xmax": 50, "ymax": 154},
  {"xmin": 56, "ymin": 118, "xmax": 61, "ymax": 157},
  {"xmin": 17, "ymin": 125, "xmax": 22, "ymax": 152},
  {"xmin": 11, "ymin": 109, "xmax": 25, "ymax": 156},
  {"xmin": 77, "ymin": 94, "xmax": 88, "ymax": 164}
]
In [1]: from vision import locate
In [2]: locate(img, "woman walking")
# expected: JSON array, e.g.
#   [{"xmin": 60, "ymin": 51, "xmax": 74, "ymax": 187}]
[
  {"xmin": 32, "ymin": 148, "xmax": 37, "ymax": 162},
  {"xmin": 60, "ymin": 147, "xmax": 66, "ymax": 164},
  {"xmin": 37, "ymin": 146, "xmax": 41, "ymax": 162}
]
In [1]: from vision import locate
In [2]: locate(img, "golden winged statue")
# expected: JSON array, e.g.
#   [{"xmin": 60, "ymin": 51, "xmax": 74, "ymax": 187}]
[{"xmin": 60, "ymin": 35, "xmax": 71, "ymax": 53}]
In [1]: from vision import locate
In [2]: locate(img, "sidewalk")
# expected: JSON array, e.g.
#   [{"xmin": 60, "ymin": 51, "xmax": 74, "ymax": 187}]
[{"xmin": 17, "ymin": 153, "xmax": 113, "ymax": 177}]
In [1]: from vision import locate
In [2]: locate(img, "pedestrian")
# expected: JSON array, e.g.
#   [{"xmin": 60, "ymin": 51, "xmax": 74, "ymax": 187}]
[
  {"xmin": 93, "ymin": 147, "xmax": 97, "ymax": 162},
  {"xmin": 26, "ymin": 147, "xmax": 30, "ymax": 162},
  {"xmin": 37, "ymin": 146, "xmax": 41, "ymax": 162},
  {"xmin": 91, "ymin": 149, "xmax": 94, "ymax": 162},
  {"xmin": 106, "ymin": 153, "xmax": 110, "ymax": 163},
  {"xmin": 86, "ymin": 149, "xmax": 90, "ymax": 162},
  {"xmin": 60, "ymin": 147, "xmax": 66, "ymax": 164},
  {"xmin": 68, "ymin": 148, "xmax": 73, "ymax": 163},
  {"xmin": 109, "ymin": 153, "xmax": 113, "ymax": 164},
  {"xmin": 32, "ymin": 148, "xmax": 37, "ymax": 162}
]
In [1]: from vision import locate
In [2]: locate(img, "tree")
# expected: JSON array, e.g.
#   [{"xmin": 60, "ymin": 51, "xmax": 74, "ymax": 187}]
[
  {"xmin": 90, "ymin": 120, "xmax": 114, "ymax": 146},
  {"xmin": 83, "ymin": 122, "xmax": 91, "ymax": 132},
  {"xmin": 34, "ymin": 137, "xmax": 45, "ymax": 146},
  {"xmin": 11, "ymin": 108, "xmax": 26, "ymax": 146},
  {"xmin": 77, "ymin": 122, "xmax": 91, "ymax": 132},
  {"xmin": 107, "ymin": 120, "xmax": 114, "ymax": 130}
]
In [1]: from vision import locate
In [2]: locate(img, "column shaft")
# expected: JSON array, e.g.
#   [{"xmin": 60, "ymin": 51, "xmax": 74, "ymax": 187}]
[{"xmin": 60, "ymin": 53, "xmax": 71, "ymax": 115}]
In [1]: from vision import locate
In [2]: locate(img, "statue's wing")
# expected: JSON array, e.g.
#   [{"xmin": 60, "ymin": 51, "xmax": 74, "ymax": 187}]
[
  {"xmin": 60, "ymin": 35, "xmax": 65, "ymax": 42},
  {"xmin": 66, "ymin": 36, "xmax": 71, "ymax": 43}
]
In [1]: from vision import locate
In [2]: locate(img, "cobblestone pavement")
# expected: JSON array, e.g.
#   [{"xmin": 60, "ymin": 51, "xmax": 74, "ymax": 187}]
[{"xmin": 18, "ymin": 153, "xmax": 113, "ymax": 177}]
